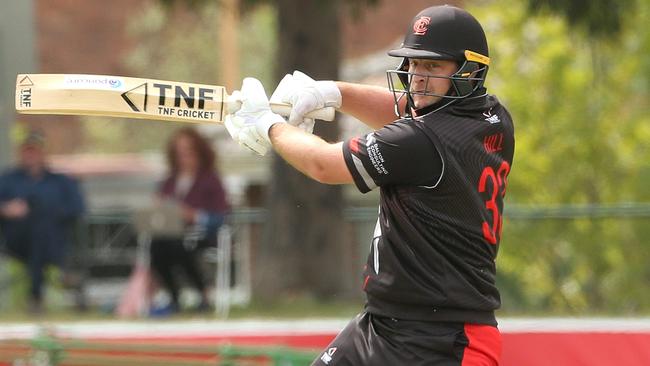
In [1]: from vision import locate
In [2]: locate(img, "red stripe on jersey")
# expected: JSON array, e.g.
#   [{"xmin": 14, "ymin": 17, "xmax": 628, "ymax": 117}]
[
  {"xmin": 461, "ymin": 324, "xmax": 501, "ymax": 366},
  {"xmin": 362, "ymin": 275, "xmax": 370, "ymax": 290},
  {"xmin": 349, "ymin": 137, "xmax": 360, "ymax": 154}
]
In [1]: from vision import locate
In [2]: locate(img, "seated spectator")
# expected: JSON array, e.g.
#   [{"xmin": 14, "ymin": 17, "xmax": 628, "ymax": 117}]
[
  {"xmin": 0, "ymin": 129, "xmax": 85, "ymax": 314},
  {"xmin": 149, "ymin": 127, "xmax": 229, "ymax": 315}
]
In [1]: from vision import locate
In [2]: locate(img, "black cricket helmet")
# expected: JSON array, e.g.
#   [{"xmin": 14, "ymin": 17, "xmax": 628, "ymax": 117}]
[{"xmin": 386, "ymin": 5, "xmax": 490, "ymax": 116}]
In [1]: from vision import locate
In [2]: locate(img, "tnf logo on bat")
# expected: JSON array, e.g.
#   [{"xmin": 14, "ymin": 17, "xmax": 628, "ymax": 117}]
[
  {"xmin": 121, "ymin": 83, "xmax": 220, "ymax": 121},
  {"xmin": 413, "ymin": 16, "xmax": 431, "ymax": 35},
  {"xmin": 18, "ymin": 75, "xmax": 34, "ymax": 108},
  {"xmin": 19, "ymin": 88, "xmax": 32, "ymax": 108}
]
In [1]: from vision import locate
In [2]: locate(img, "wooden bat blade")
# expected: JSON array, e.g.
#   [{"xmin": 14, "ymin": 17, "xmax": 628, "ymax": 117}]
[
  {"xmin": 16, "ymin": 74, "xmax": 228, "ymax": 124},
  {"xmin": 15, "ymin": 74, "xmax": 336, "ymax": 124}
]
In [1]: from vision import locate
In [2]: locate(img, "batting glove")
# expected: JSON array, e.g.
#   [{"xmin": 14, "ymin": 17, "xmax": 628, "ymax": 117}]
[
  {"xmin": 271, "ymin": 70, "xmax": 341, "ymax": 128},
  {"xmin": 271, "ymin": 74, "xmax": 315, "ymax": 133},
  {"xmin": 225, "ymin": 78, "xmax": 285, "ymax": 156}
]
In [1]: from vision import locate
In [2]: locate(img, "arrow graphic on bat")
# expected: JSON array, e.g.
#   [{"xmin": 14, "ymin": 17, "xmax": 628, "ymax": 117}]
[
  {"xmin": 19, "ymin": 75, "xmax": 34, "ymax": 87},
  {"xmin": 121, "ymin": 83, "xmax": 148, "ymax": 112}
]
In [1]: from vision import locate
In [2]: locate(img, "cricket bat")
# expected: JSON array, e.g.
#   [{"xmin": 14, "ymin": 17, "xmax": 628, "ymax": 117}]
[{"xmin": 15, "ymin": 74, "xmax": 335, "ymax": 123}]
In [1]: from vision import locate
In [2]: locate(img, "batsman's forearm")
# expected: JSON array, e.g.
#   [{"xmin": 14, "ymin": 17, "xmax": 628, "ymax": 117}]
[
  {"xmin": 268, "ymin": 123, "xmax": 350, "ymax": 184},
  {"xmin": 269, "ymin": 123, "xmax": 327, "ymax": 179},
  {"xmin": 336, "ymin": 82, "xmax": 402, "ymax": 129}
]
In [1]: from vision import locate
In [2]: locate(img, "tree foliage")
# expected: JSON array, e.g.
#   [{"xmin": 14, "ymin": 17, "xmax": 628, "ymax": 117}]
[
  {"xmin": 470, "ymin": 0, "xmax": 650, "ymax": 314},
  {"xmin": 527, "ymin": 0, "xmax": 637, "ymax": 39}
]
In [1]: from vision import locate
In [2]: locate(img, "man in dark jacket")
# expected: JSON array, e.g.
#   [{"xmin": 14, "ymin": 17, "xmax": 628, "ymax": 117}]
[{"xmin": 0, "ymin": 129, "xmax": 85, "ymax": 313}]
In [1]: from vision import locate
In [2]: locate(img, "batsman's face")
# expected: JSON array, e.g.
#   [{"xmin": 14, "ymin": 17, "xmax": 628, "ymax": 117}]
[{"xmin": 408, "ymin": 59, "xmax": 458, "ymax": 109}]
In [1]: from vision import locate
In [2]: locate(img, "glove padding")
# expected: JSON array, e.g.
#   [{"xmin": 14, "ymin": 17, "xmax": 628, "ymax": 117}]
[
  {"xmin": 224, "ymin": 78, "xmax": 285, "ymax": 156},
  {"xmin": 270, "ymin": 71, "xmax": 341, "ymax": 130}
]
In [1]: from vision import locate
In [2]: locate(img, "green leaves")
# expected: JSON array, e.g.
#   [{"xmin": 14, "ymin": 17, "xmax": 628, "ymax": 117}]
[
  {"xmin": 527, "ymin": 0, "xmax": 637, "ymax": 40},
  {"xmin": 471, "ymin": 0, "xmax": 650, "ymax": 315}
]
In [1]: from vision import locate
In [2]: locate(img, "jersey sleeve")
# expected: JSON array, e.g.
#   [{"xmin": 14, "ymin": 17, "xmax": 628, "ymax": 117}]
[{"xmin": 342, "ymin": 122, "xmax": 443, "ymax": 193}]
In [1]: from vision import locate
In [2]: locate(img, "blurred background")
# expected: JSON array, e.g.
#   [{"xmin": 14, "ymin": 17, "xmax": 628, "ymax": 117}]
[{"xmin": 0, "ymin": 0, "xmax": 649, "ymax": 364}]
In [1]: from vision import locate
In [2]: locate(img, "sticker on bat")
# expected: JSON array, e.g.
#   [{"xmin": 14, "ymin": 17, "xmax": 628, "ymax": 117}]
[{"xmin": 64, "ymin": 75, "xmax": 124, "ymax": 90}]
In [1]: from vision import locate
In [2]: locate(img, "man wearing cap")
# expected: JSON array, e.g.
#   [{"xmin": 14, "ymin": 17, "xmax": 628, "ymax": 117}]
[
  {"xmin": 225, "ymin": 5, "xmax": 514, "ymax": 365},
  {"xmin": 0, "ymin": 129, "xmax": 85, "ymax": 314}
]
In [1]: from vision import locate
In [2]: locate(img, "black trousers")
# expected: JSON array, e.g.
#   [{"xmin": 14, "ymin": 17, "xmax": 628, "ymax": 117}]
[
  {"xmin": 149, "ymin": 237, "xmax": 206, "ymax": 307},
  {"xmin": 312, "ymin": 312, "xmax": 501, "ymax": 366}
]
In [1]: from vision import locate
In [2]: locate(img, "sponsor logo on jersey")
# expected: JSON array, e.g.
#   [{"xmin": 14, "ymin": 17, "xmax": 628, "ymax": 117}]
[
  {"xmin": 413, "ymin": 16, "xmax": 431, "ymax": 35},
  {"xmin": 320, "ymin": 347, "xmax": 337, "ymax": 364},
  {"xmin": 366, "ymin": 133, "xmax": 388, "ymax": 175},
  {"xmin": 483, "ymin": 109, "xmax": 501, "ymax": 124},
  {"xmin": 366, "ymin": 133, "xmax": 376, "ymax": 146}
]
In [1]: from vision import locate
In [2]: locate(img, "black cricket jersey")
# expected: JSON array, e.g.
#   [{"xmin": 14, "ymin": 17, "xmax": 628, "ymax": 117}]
[{"xmin": 342, "ymin": 94, "xmax": 515, "ymax": 326}]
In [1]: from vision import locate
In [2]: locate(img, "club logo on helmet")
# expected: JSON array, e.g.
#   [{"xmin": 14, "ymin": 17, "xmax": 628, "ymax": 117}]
[{"xmin": 413, "ymin": 16, "xmax": 431, "ymax": 35}]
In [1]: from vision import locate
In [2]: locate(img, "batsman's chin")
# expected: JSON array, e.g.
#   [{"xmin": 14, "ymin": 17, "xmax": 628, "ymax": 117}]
[
  {"xmin": 411, "ymin": 97, "xmax": 428, "ymax": 109},
  {"xmin": 412, "ymin": 94, "xmax": 439, "ymax": 110}
]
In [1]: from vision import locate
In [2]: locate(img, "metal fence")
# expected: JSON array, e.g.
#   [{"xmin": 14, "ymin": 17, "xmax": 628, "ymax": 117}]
[{"xmin": 2, "ymin": 203, "xmax": 648, "ymax": 315}]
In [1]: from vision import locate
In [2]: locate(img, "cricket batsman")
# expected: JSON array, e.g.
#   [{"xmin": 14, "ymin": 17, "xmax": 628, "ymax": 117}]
[{"xmin": 226, "ymin": 5, "xmax": 515, "ymax": 365}]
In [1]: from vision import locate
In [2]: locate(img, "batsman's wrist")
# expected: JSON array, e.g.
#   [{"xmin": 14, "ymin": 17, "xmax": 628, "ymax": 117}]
[
  {"xmin": 317, "ymin": 80, "xmax": 342, "ymax": 108},
  {"xmin": 267, "ymin": 121, "xmax": 286, "ymax": 140},
  {"xmin": 257, "ymin": 112, "xmax": 286, "ymax": 143}
]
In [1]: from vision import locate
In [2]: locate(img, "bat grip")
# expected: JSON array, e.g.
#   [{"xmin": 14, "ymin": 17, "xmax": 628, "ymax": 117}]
[
  {"xmin": 270, "ymin": 104, "xmax": 336, "ymax": 122},
  {"xmin": 227, "ymin": 99, "xmax": 335, "ymax": 122}
]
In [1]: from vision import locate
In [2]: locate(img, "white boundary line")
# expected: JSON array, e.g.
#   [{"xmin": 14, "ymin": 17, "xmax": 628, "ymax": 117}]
[
  {"xmin": 0, "ymin": 319, "xmax": 348, "ymax": 340},
  {"xmin": 2, "ymin": 318, "xmax": 650, "ymax": 340},
  {"xmin": 499, "ymin": 317, "xmax": 650, "ymax": 333}
]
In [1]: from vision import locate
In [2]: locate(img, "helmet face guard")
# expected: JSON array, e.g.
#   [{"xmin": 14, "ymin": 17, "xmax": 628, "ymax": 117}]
[{"xmin": 386, "ymin": 50, "xmax": 490, "ymax": 117}]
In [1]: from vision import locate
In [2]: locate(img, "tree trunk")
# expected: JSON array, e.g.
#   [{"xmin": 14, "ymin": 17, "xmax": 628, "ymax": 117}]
[{"xmin": 253, "ymin": 0, "xmax": 354, "ymax": 301}]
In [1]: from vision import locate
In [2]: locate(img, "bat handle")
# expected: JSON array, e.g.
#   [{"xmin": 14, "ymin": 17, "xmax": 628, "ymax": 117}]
[{"xmin": 227, "ymin": 99, "xmax": 336, "ymax": 122}]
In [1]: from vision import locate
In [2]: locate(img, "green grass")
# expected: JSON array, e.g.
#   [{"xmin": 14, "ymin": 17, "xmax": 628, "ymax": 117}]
[
  {"xmin": 226, "ymin": 297, "xmax": 362, "ymax": 319},
  {"xmin": 0, "ymin": 296, "xmax": 363, "ymax": 323}
]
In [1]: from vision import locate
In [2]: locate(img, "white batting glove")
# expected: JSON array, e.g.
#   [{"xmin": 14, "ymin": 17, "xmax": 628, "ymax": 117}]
[
  {"xmin": 224, "ymin": 78, "xmax": 285, "ymax": 156},
  {"xmin": 271, "ymin": 74, "xmax": 315, "ymax": 133},
  {"xmin": 271, "ymin": 70, "xmax": 341, "ymax": 127}
]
